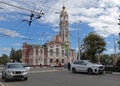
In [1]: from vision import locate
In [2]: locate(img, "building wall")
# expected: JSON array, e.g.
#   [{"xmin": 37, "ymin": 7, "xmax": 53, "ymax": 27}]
[
  {"xmin": 22, "ymin": 43, "xmax": 44, "ymax": 66},
  {"xmin": 22, "ymin": 6, "xmax": 76, "ymax": 66},
  {"xmin": 47, "ymin": 42, "xmax": 67, "ymax": 66}
]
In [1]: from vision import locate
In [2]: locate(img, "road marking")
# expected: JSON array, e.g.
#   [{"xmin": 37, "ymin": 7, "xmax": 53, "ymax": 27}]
[
  {"xmin": 3, "ymin": 83, "xmax": 9, "ymax": 86},
  {"xmin": 0, "ymin": 82, "xmax": 5, "ymax": 86}
]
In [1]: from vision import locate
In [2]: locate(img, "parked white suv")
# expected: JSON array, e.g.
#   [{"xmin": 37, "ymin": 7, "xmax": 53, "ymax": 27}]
[
  {"xmin": 71, "ymin": 60, "xmax": 104, "ymax": 74},
  {"xmin": 2, "ymin": 62, "xmax": 29, "ymax": 81}
]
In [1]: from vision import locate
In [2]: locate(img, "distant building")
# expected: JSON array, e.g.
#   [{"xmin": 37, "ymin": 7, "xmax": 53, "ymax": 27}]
[{"xmin": 22, "ymin": 6, "xmax": 76, "ymax": 66}]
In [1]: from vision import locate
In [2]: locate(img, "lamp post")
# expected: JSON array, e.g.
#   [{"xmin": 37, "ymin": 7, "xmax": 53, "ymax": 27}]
[
  {"xmin": 118, "ymin": 15, "xmax": 120, "ymax": 50},
  {"xmin": 78, "ymin": 21, "xmax": 81, "ymax": 60},
  {"xmin": 111, "ymin": 34, "xmax": 117, "ymax": 65}
]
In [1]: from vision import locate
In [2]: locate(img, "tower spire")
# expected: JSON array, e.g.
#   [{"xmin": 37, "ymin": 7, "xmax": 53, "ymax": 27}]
[{"xmin": 62, "ymin": 0, "xmax": 65, "ymax": 10}]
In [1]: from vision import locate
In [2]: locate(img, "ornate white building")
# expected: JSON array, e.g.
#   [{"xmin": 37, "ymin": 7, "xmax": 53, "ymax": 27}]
[{"xmin": 22, "ymin": 6, "xmax": 76, "ymax": 66}]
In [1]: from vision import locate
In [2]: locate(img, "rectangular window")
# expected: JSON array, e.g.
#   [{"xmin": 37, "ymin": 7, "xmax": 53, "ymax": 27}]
[
  {"xmin": 56, "ymin": 48, "xmax": 59, "ymax": 56},
  {"xmin": 40, "ymin": 49, "xmax": 42, "ymax": 54},
  {"xmin": 36, "ymin": 49, "xmax": 38, "ymax": 54},
  {"xmin": 62, "ymin": 59, "xmax": 64, "ymax": 63},
  {"xmin": 50, "ymin": 49, "xmax": 53, "ymax": 56},
  {"xmin": 50, "ymin": 59, "xmax": 53, "ymax": 63},
  {"xmin": 62, "ymin": 50, "xmax": 64, "ymax": 56}
]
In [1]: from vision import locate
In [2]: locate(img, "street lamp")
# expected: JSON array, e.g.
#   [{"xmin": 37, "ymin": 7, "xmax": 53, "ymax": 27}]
[
  {"xmin": 78, "ymin": 21, "xmax": 81, "ymax": 60},
  {"xmin": 118, "ymin": 15, "xmax": 120, "ymax": 50}
]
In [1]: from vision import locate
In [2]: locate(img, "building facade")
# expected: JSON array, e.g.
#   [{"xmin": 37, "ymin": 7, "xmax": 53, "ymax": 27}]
[{"xmin": 22, "ymin": 6, "xmax": 76, "ymax": 66}]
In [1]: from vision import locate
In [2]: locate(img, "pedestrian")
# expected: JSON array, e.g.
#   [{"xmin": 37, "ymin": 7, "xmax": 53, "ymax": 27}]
[
  {"xmin": 40, "ymin": 64, "xmax": 42, "ymax": 68},
  {"xmin": 67, "ymin": 62, "xmax": 71, "ymax": 71},
  {"xmin": 59, "ymin": 62, "xmax": 61, "ymax": 67}
]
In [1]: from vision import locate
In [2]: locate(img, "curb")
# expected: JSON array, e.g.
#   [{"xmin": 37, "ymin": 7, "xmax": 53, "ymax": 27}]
[
  {"xmin": 112, "ymin": 72, "xmax": 120, "ymax": 75},
  {"xmin": 105, "ymin": 71, "xmax": 120, "ymax": 75}
]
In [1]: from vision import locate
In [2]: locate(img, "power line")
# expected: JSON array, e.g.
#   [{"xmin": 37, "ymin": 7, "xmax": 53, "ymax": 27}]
[
  {"xmin": 0, "ymin": 1, "xmax": 44, "ymax": 26},
  {"xmin": 0, "ymin": 1, "xmax": 33, "ymax": 13}
]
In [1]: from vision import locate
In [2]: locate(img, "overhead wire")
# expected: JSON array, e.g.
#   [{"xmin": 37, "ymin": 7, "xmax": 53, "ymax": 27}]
[
  {"xmin": 0, "ymin": 0, "xmax": 70, "ymax": 43},
  {"xmin": 0, "ymin": 1, "xmax": 40, "ymax": 13},
  {"xmin": 0, "ymin": 1, "xmax": 43, "ymax": 41}
]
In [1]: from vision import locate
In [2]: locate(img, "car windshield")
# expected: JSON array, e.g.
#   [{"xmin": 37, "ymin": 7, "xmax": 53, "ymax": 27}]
[{"xmin": 7, "ymin": 64, "xmax": 24, "ymax": 68}]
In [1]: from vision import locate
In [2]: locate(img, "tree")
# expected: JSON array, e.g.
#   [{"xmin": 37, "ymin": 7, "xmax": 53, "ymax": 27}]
[
  {"xmin": 10, "ymin": 48, "xmax": 16, "ymax": 60},
  {"xmin": 14, "ymin": 49, "xmax": 22, "ymax": 62},
  {"xmin": 0, "ymin": 54, "xmax": 8, "ymax": 65},
  {"xmin": 9, "ymin": 48, "xmax": 22, "ymax": 62},
  {"xmin": 83, "ymin": 32, "xmax": 106, "ymax": 63}
]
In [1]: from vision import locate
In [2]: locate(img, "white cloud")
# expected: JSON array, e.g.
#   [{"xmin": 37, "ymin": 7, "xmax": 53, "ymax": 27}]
[
  {"xmin": 0, "ymin": 28, "xmax": 24, "ymax": 38},
  {"xmin": 0, "ymin": 16, "xmax": 6, "ymax": 21},
  {"xmin": 0, "ymin": 47, "xmax": 11, "ymax": 52},
  {"xmin": 0, "ymin": 0, "xmax": 120, "ymax": 37},
  {"xmin": 14, "ymin": 43, "xmax": 21, "ymax": 46}
]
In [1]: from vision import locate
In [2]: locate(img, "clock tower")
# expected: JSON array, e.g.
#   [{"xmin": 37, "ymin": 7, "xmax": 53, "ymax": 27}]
[{"xmin": 59, "ymin": 5, "xmax": 70, "ymax": 48}]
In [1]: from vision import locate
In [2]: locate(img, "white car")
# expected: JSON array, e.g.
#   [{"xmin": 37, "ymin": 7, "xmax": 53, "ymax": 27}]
[
  {"xmin": 71, "ymin": 60, "xmax": 105, "ymax": 74},
  {"xmin": 2, "ymin": 62, "xmax": 29, "ymax": 81}
]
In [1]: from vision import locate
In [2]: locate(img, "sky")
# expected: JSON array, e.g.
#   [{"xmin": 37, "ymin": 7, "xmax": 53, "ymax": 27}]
[{"xmin": 0, "ymin": 0, "xmax": 120, "ymax": 56}]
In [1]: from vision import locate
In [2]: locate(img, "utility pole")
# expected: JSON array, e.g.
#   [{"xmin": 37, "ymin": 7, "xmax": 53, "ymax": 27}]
[
  {"xmin": 78, "ymin": 21, "xmax": 81, "ymax": 60},
  {"xmin": 39, "ymin": 32, "xmax": 45, "ymax": 66},
  {"xmin": 111, "ymin": 34, "xmax": 117, "ymax": 65},
  {"xmin": 118, "ymin": 15, "xmax": 120, "ymax": 50},
  {"xmin": 112, "ymin": 35, "xmax": 116, "ymax": 57}
]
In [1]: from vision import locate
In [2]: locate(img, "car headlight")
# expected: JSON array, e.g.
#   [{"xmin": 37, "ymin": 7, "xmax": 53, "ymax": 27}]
[
  {"xmin": 22, "ymin": 71, "xmax": 28, "ymax": 74},
  {"xmin": 7, "ymin": 70, "xmax": 13, "ymax": 74}
]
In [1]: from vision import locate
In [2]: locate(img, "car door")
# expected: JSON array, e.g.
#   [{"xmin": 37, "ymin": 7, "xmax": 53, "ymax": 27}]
[
  {"xmin": 77, "ymin": 61, "xmax": 85, "ymax": 72},
  {"xmin": 79, "ymin": 61, "xmax": 88, "ymax": 72},
  {"xmin": 72, "ymin": 61, "xmax": 81, "ymax": 72}
]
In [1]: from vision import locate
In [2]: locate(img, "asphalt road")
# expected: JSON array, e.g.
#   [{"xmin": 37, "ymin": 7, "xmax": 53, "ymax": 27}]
[{"xmin": 0, "ymin": 67, "xmax": 120, "ymax": 86}]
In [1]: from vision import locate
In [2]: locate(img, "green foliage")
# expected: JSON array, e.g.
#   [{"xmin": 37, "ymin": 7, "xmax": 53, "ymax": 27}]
[
  {"xmin": 10, "ymin": 48, "xmax": 22, "ymax": 62},
  {"xmin": 83, "ymin": 32, "xmax": 106, "ymax": 62},
  {"xmin": 100, "ymin": 54, "xmax": 113, "ymax": 65},
  {"xmin": 0, "ymin": 54, "xmax": 9, "ymax": 65}
]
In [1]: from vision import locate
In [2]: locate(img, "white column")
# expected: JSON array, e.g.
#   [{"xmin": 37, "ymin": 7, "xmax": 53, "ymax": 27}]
[
  {"xmin": 33, "ymin": 48, "xmax": 36, "ymax": 66},
  {"xmin": 42, "ymin": 48, "xmax": 44, "ymax": 65}
]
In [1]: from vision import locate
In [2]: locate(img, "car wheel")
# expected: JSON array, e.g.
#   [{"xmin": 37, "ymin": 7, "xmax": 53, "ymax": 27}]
[
  {"xmin": 72, "ymin": 68, "xmax": 76, "ymax": 73},
  {"xmin": 4, "ymin": 74, "xmax": 8, "ymax": 82},
  {"xmin": 2, "ymin": 72, "xmax": 4, "ymax": 79},
  {"xmin": 87, "ymin": 68, "xmax": 93, "ymax": 75},
  {"xmin": 2, "ymin": 74, "xmax": 4, "ymax": 79}
]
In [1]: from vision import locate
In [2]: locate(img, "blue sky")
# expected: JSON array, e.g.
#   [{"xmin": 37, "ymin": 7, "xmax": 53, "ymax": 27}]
[{"xmin": 0, "ymin": 0, "xmax": 120, "ymax": 56}]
